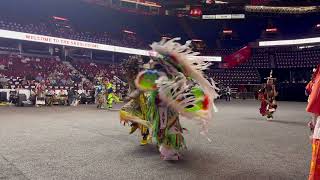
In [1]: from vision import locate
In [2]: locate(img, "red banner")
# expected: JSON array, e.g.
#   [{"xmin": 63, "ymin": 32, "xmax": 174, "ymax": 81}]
[{"xmin": 223, "ymin": 46, "xmax": 252, "ymax": 68}]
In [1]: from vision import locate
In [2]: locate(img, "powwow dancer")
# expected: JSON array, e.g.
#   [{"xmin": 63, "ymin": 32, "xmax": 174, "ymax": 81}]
[
  {"xmin": 120, "ymin": 56, "xmax": 151, "ymax": 145},
  {"xmin": 95, "ymin": 80, "xmax": 105, "ymax": 109},
  {"xmin": 306, "ymin": 65, "xmax": 320, "ymax": 180},
  {"xmin": 122, "ymin": 38, "xmax": 219, "ymax": 160},
  {"xmin": 106, "ymin": 81, "xmax": 120, "ymax": 109},
  {"xmin": 258, "ymin": 70, "xmax": 278, "ymax": 120}
]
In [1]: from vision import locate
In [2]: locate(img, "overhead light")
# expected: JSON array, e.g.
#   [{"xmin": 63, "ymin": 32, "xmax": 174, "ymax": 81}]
[
  {"xmin": 120, "ymin": 0, "xmax": 161, "ymax": 8},
  {"xmin": 266, "ymin": 28, "xmax": 278, "ymax": 32},
  {"xmin": 223, "ymin": 29, "xmax": 233, "ymax": 34},
  {"xmin": 52, "ymin": 16, "xmax": 68, "ymax": 21},
  {"xmin": 123, "ymin": 30, "xmax": 135, "ymax": 34},
  {"xmin": 215, "ymin": 1, "xmax": 228, "ymax": 4}
]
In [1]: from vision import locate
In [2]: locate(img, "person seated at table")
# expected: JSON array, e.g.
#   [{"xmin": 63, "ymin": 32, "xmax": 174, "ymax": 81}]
[
  {"xmin": 29, "ymin": 88, "xmax": 36, "ymax": 105},
  {"xmin": 45, "ymin": 88, "xmax": 55, "ymax": 106},
  {"xmin": 58, "ymin": 89, "xmax": 67, "ymax": 105}
]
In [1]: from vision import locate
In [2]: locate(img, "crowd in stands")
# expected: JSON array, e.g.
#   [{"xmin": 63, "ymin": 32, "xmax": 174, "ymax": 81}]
[
  {"xmin": 0, "ymin": 30, "xmax": 318, "ymax": 102},
  {"xmin": 71, "ymin": 58, "xmax": 128, "ymax": 96},
  {"xmin": 0, "ymin": 54, "xmax": 128, "ymax": 105},
  {"xmin": 0, "ymin": 54, "xmax": 91, "ymax": 89},
  {"xmin": 71, "ymin": 58, "xmax": 125, "ymax": 81},
  {"xmin": 0, "ymin": 44, "xmax": 318, "ymax": 91}
]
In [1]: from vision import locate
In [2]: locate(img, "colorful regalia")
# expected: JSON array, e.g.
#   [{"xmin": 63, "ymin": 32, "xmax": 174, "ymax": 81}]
[
  {"xmin": 105, "ymin": 81, "xmax": 120, "ymax": 109},
  {"xmin": 120, "ymin": 56, "xmax": 151, "ymax": 145},
  {"xmin": 307, "ymin": 66, "xmax": 320, "ymax": 117},
  {"xmin": 121, "ymin": 38, "xmax": 218, "ymax": 160},
  {"xmin": 306, "ymin": 65, "xmax": 320, "ymax": 180},
  {"xmin": 258, "ymin": 70, "xmax": 278, "ymax": 120},
  {"xmin": 95, "ymin": 80, "xmax": 105, "ymax": 109},
  {"xmin": 35, "ymin": 81, "xmax": 46, "ymax": 106}
]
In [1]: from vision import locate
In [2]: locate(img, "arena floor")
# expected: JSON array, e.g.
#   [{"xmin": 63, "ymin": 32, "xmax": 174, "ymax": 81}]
[{"xmin": 0, "ymin": 100, "xmax": 312, "ymax": 180}]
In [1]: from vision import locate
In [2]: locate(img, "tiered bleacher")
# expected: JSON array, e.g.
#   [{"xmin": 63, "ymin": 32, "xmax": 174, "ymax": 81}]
[
  {"xmin": 0, "ymin": 54, "xmax": 83, "ymax": 88},
  {"xmin": 207, "ymin": 68, "xmax": 261, "ymax": 86},
  {"xmin": 275, "ymin": 48, "xmax": 320, "ymax": 68},
  {"xmin": 71, "ymin": 58, "xmax": 125, "ymax": 82},
  {"xmin": 0, "ymin": 9, "xmax": 318, "ymax": 102},
  {"xmin": 248, "ymin": 48, "xmax": 270, "ymax": 68},
  {"xmin": 0, "ymin": 18, "xmax": 148, "ymax": 49}
]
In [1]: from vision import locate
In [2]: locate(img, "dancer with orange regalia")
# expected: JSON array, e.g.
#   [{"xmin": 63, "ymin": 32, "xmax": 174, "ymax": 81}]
[
  {"xmin": 258, "ymin": 70, "xmax": 278, "ymax": 120},
  {"xmin": 306, "ymin": 65, "xmax": 320, "ymax": 180}
]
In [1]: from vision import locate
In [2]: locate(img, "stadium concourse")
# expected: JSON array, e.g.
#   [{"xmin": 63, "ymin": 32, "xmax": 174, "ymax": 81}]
[{"xmin": 0, "ymin": 100, "xmax": 311, "ymax": 180}]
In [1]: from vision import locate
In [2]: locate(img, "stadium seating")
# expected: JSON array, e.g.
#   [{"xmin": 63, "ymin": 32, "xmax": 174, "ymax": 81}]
[
  {"xmin": 0, "ymin": 19, "xmax": 148, "ymax": 49},
  {"xmin": 275, "ymin": 48, "xmax": 320, "ymax": 68},
  {"xmin": 71, "ymin": 58, "xmax": 125, "ymax": 81},
  {"xmin": 207, "ymin": 68, "xmax": 261, "ymax": 86},
  {"xmin": 0, "ymin": 54, "xmax": 83, "ymax": 88},
  {"xmin": 0, "ymin": 15, "xmax": 319, "ymax": 91}
]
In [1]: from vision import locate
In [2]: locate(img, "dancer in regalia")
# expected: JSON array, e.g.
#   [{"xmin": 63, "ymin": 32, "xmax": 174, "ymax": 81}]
[
  {"xmin": 120, "ymin": 56, "xmax": 151, "ymax": 145},
  {"xmin": 35, "ymin": 81, "xmax": 46, "ymax": 107},
  {"xmin": 121, "ymin": 38, "xmax": 218, "ymax": 160},
  {"xmin": 95, "ymin": 79, "xmax": 105, "ymax": 109},
  {"xmin": 306, "ymin": 65, "xmax": 320, "ymax": 180},
  {"xmin": 105, "ymin": 80, "xmax": 120, "ymax": 109},
  {"xmin": 258, "ymin": 70, "xmax": 278, "ymax": 120}
]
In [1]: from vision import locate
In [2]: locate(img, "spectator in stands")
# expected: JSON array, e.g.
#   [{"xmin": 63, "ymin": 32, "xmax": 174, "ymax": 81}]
[
  {"xmin": 60, "ymin": 78, "xmax": 67, "ymax": 86},
  {"xmin": 35, "ymin": 73, "xmax": 43, "ymax": 82}
]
